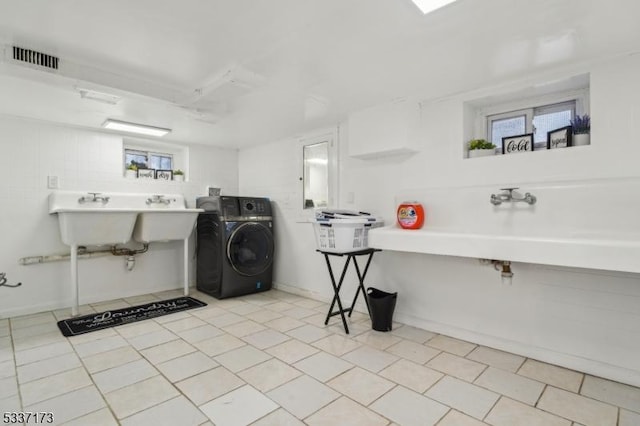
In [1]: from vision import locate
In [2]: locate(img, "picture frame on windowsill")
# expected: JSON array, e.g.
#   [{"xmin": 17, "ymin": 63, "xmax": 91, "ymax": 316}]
[
  {"xmin": 547, "ymin": 126, "xmax": 572, "ymax": 149},
  {"xmin": 137, "ymin": 168, "xmax": 155, "ymax": 179},
  {"xmin": 502, "ymin": 133, "xmax": 534, "ymax": 154}
]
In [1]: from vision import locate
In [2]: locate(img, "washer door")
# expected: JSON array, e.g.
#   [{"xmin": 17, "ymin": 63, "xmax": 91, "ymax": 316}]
[{"xmin": 227, "ymin": 222, "xmax": 274, "ymax": 276}]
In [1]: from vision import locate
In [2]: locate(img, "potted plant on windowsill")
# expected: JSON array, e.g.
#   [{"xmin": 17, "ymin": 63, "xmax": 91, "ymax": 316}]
[
  {"xmin": 125, "ymin": 164, "xmax": 138, "ymax": 179},
  {"xmin": 571, "ymin": 114, "xmax": 590, "ymax": 146},
  {"xmin": 468, "ymin": 139, "xmax": 497, "ymax": 158},
  {"xmin": 173, "ymin": 169, "xmax": 184, "ymax": 182}
]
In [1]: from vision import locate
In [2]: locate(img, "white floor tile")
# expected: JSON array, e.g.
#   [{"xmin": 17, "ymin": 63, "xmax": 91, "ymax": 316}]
[
  {"xmin": 161, "ymin": 316, "xmax": 207, "ymax": 333},
  {"xmin": 537, "ymin": 386, "xmax": 618, "ymax": 426},
  {"xmin": 386, "ymin": 339, "xmax": 441, "ymax": 364},
  {"xmin": 120, "ymin": 395, "xmax": 207, "ymax": 426},
  {"xmin": 266, "ymin": 339, "xmax": 320, "ymax": 364},
  {"xmin": 10, "ymin": 312, "xmax": 56, "ymax": 330},
  {"xmin": 354, "ymin": 330, "xmax": 402, "ymax": 350},
  {"xmin": 312, "ymin": 334, "xmax": 361, "ymax": 356},
  {"xmin": 305, "ymin": 396, "xmax": 389, "ymax": 426},
  {"xmin": 205, "ymin": 312, "xmax": 245, "ymax": 328},
  {"xmin": 327, "ymin": 367, "xmax": 395, "ymax": 406},
  {"xmin": 200, "ymin": 385, "xmax": 278, "ymax": 426},
  {"xmin": 294, "ymin": 352, "xmax": 353, "ymax": 382},
  {"xmin": 156, "ymin": 351, "xmax": 218, "ymax": 382},
  {"xmin": 20, "ymin": 367, "xmax": 92, "ymax": 406},
  {"xmin": 245, "ymin": 309, "xmax": 284, "ymax": 323},
  {"xmin": 517, "ymin": 359, "xmax": 583, "ymax": 392},
  {"xmin": 426, "ymin": 376, "xmax": 499, "ymax": 420},
  {"xmin": 437, "ymin": 410, "xmax": 488, "ymax": 426},
  {"xmin": 282, "ymin": 306, "xmax": 318, "ymax": 319},
  {"xmin": 92, "ymin": 358, "xmax": 159, "ymax": 393},
  {"xmin": 580, "ymin": 375, "xmax": 640, "ymax": 413},
  {"xmin": 24, "ymin": 386, "xmax": 106, "ymax": 424},
  {"xmin": 177, "ymin": 324, "xmax": 225, "ymax": 344},
  {"xmin": 140, "ymin": 338, "xmax": 196, "ymax": 364},
  {"xmin": 466, "ymin": 346, "xmax": 525, "ymax": 373},
  {"xmin": 378, "ymin": 359, "xmax": 444, "ymax": 393},
  {"xmin": 370, "ymin": 385, "xmax": 449, "ymax": 426},
  {"xmin": 264, "ymin": 316, "xmax": 305, "ymax": 332},
  {"xmin": 194, "ymin": 333, "xmax": 247, "ymax": 356},
  {"xmin": 427, "ymin": 352, "xmax": 487, "ymax": 382},
  {"xmin": 341, "ymin": 345, "xmax": 399, "ymax": 373},
  {"xmin": 61, "ymin": 407, "xmax": 118, "ymax": 426},
  {"xmin": 250, "ymin": 408, "xmax": 304, "ymax": 426},
  {"xmin": 390, "ymin": 325, "xmax": 437, "ymax": 344},
  {"xmin": 620, "ymin": 409, "xmax": 640, "ymax": 426},
  {"xmin": 82, "ymin": 346, "xmax": 141, "ymax": 374},
  {"xmin": 214, "ymin": 345, "xmax": 271, "ymax": 373},
  {"xmin": 73, "ymin": 335, "xmax": 129, "ymax": 358},
  {"xmin": 222, "ymin": 320, "xmax": 267, "ymax": 337},
  {"xmin": 242, "ymin": 329, "xmax": 290, "ymax": 349},
  {"xmin": 127, "ymin": 329, "xmax": 178, "ymax": 350},
  {"xmin": 0, "ymin": 360, "xmax": 15, "ymax": 379},
  {"xmin": 474, "ymin": 367, "xmax": 544, "ymax": 405},
  {"xmin": 286, "ymin": 324, "xmax": 333, "ymax": 343},
  {"xmin": 0, "ymin": 394, "xmax": 21, "ymax": 412},
  {"xmin": 485, "ymin": 397, "xmax": 571, "ymax": 426},
  {"xmin": 116, "ymin": 320, "xmax": 165, "ymax": 339},
  {"xmin": 104, "ymin": 375, "xmax": 179, "ymax": 419},
  {"xmin": 0, "ymin": 376, "xmax": 18, "ymax": 399},
  {"xmin": 17, "ymin": 352, "xmax": 81, "ymax": 384},
  {"xmin": 267, "ymin": 375, "xmax": 339, "ymax": 419},
  {"xmin": 176, "ymin": 367, "xmax": 245, "ymax": 406},
  {"xmin": 14, "ymin": 340, "xmax": 73, "ymax": 365},
  {"xmin": 238, "ymin": 357, "xmax": 302, "ymax": 392},
  {"xmin": 426, "ymin": 335, "xmax": 477, "ymax": 357}
]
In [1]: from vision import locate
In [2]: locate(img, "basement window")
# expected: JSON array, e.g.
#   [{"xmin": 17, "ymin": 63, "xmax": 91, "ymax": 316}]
[
  {"xmin": 123, "ymin": 138, "xmax": 188, "ymax": 178},
  {"xmin": 124, "ymin": 149, "xmax": 173, "ymax": 170},
  {"xmin": 488, "ymin": 100, "xmax": 576, "ymax": 151}
]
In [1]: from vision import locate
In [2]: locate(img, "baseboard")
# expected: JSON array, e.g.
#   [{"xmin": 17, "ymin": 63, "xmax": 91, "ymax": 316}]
[{"xmin": 394, "ymin": 311, "xmax": 640, "ymax": 388}]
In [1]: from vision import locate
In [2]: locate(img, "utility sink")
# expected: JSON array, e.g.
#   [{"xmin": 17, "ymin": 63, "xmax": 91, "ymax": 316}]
[
  {"xmin": 49, "ymin": 191, "xmax": 140, "ymax": 246},
  {"xmin": 133, "ymin": 196, "xmax": 202, "ymax": 243}
]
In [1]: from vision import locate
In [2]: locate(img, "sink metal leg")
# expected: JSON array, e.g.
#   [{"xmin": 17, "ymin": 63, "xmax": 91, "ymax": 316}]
[
  {"xmin": 70, "ymin": 244, "xmax": 79, "ymax": 316},
  {"xmin": 183, "ymin": 238, "xmax": 189, "ymax": 296}
]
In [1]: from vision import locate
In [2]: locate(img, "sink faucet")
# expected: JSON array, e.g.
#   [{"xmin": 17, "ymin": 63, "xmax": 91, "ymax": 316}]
[
  {"xmin": 490, "ymin": 187, "xmax": 536, "ymax": 206},
  {"xmin": 146, "ymin": 194, "xmax": 175, "ymax": 205},
  {"xmin": 78, "ymin": 192, "xmax": 110, "ymax": 204}
]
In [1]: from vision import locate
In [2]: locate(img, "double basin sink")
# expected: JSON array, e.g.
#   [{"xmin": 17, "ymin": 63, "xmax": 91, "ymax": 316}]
[{"xmin": 48, "ymin": 191, "xmax": 204, "ymax": 246}]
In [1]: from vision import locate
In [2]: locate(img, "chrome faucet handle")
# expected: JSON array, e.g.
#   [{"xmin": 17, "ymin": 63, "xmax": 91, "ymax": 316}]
[
  {"xmin": 500, "ymin": 187, "xmax": 519, "ymax": 193},
  {"xmin": 490, "ymin": 194, "xmax": 502, "ymax": 205}
]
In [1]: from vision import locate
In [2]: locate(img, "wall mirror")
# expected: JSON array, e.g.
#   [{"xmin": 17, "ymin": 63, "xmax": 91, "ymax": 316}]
[{"xmin": 303, "ymin": 141, "xmax": 329, "ymax": 209}]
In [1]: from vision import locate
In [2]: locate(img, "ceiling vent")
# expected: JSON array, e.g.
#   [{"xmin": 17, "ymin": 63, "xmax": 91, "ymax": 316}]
[{"xmin": 12, "ymin": 46, "xmax": 59, "ymax": 70}]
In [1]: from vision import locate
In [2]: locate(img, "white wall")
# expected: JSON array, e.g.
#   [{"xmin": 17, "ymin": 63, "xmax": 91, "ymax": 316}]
[
  {"xmin": 239, "ymin": 54, "xmax": 640, "ymax": 386},
  {"xmin": 0, "ymin": 116, "xmax": 238, "ymax": 318}
]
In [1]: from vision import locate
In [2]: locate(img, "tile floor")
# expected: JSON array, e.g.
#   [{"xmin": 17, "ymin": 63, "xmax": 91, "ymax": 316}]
[{"xmin": 1, "ymin": 288, "xmax": 639, "ymax": 425}]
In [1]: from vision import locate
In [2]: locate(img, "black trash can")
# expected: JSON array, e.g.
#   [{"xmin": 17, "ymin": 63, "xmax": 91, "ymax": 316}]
[{"xmin": 366, "ymin": 287, "xmax": 397, "ymax": 332}]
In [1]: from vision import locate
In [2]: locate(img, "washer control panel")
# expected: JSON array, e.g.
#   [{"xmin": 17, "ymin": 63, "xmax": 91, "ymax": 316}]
[{"xmin": 240, "ymin": 197, "xmax": 271, "ymax": 216}]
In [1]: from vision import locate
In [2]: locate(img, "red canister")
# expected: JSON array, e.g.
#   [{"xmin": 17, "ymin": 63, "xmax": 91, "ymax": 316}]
[{"xmin": 397, "ymin": 202, "xmax": 425, "ymax": 229}]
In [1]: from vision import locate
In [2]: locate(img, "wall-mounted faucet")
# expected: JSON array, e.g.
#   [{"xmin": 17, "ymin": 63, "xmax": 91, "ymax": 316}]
[
  {"xmin": 490, "ymin": 187, "xmax": 536, "ymax": 206},
  {"xmin": 78, "ymin": 192, "xmax": 110, "ymax": 204},
  {"xmin": 146, "ymin": 194, "xmax": 176, "ymax": 205}
]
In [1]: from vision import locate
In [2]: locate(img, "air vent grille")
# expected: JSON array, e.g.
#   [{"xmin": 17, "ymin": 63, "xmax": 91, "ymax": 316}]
[{"xmin": 12, "ymin": 46, "xmax": 58, "ymax": 70}]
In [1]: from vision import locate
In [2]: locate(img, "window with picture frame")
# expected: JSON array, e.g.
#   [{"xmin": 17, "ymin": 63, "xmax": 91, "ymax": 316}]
[
  {"xmin": 487, "ymin": 100, "xmax": 577, "ymax": 151},
  {"xmin": 464, "ymin": 73, "xmax": 590, "ymax": 158},
  {"xmin": 123, "ymin": 138, "xmax": 188, "ymax": 178}
]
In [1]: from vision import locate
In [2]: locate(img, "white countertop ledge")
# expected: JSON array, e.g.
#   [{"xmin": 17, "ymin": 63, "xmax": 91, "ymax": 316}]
[{"xmin": 368, "ymin": 226, "xmax": 640, "ymax": 274}]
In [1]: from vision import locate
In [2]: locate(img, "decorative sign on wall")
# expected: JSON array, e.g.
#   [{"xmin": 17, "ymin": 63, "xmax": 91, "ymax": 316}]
[
  {"xmin": 502, "ymin": 133, "xmax": 534, "ymax": 154},
  {"xmin": 137, "ymin": 168, "xmax": 155, "ymax": 179},
  {"xmin": 547, "ymin": 126, "xmax": 572, "ymax": 149},
  {"xmin": 155, "ymin": 170, "xmax": 173, "ymax": 181}
]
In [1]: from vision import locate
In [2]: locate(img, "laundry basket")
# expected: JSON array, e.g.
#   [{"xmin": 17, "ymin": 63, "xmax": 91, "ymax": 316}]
[{"xmin": 313, "ymin": 210, "xmax": 382, "ymax": 253}]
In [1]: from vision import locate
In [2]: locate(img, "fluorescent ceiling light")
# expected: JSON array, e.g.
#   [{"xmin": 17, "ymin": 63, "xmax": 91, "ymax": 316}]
[
  {"xmin": 102, "ymin": 119, "xmax": 171, "ymax": 137},
  {"xmin": 77, "ymin": 87, "xmax": 121, "ymax": 105},
  {"xmin": 410, "ymin": 0, "xmax": 458, "ymax": 14}
]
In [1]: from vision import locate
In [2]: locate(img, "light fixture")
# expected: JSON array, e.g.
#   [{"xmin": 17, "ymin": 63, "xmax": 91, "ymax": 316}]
[
  {"xmin": 77, "ymin": 87, "xmax": 121, "ymax": 105},
  {"xmin": 410, "ymin": 0, "xmax": 458, "ymax": 15},
  {"xmin": 102, "ymin": 119, "xmax": 171, "ymax": 137}
]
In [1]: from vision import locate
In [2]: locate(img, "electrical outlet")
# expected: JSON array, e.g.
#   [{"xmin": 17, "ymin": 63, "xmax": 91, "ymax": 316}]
[{"xmin": 47, "ymin": 175, "xmax": 59, "ymax": 189}]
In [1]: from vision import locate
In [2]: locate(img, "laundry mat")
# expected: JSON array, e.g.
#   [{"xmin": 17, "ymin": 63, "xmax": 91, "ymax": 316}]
[{"xmin": 56, "ymin": 297, "xmax": 207, "ymax": 337}]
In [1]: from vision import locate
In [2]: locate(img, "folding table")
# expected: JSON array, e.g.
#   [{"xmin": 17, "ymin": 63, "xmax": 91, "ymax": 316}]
[{"xmin": 317, "ymin": 248, "xmax": 381, "ymax": 334}]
